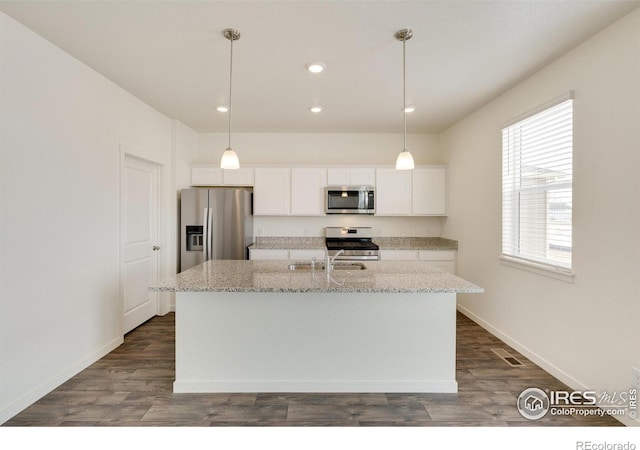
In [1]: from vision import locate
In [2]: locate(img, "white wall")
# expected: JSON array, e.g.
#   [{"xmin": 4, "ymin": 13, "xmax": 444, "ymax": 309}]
[
  {"xmin": 197, "ymin": 132, "xmax": 443, "ymax": 166},
  {"xmin": 0, "ymin": 13, "xmax": 184, "ymax": 423},
  {"xmin": 195, "ymin": 132, "xmax": 446, "ymax": 237},
  {"xmin": 171, "ymin": 120, "xmax": 200, "ymax": 274},
  {"xmin": 440, "ymin": 8, "xmax": 640, "ymax": 425},
  {"xmin": 174, "ymin": 120, "xmax": 200, "ymax": 190}
]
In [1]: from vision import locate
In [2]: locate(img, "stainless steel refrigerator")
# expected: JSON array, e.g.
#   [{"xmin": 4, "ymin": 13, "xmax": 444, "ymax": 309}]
[{"xmin": 180, "ymin": 187, "xmax": 253, "ymax": 272}]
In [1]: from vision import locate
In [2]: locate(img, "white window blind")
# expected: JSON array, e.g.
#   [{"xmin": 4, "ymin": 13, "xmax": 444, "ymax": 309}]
[{"xmin": 502, "ymin": 97, "xmax": 573, "ymax": 270}]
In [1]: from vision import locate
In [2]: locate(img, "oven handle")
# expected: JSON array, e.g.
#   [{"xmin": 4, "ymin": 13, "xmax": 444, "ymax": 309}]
[{"xmin": 332, "ymin": 254, "xmax": 380, "ymax": 262}]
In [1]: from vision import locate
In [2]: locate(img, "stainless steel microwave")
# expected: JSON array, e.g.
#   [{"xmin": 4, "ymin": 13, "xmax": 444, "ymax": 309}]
[{"xmin": 325, "ymin": 186, "xmax": 375, "ymax": 214}]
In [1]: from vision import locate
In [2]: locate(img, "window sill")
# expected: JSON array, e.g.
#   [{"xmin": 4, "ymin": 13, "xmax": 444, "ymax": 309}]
[{"xmin": 500, "ymin": 255, "xmax": 575, "ymax": 283}]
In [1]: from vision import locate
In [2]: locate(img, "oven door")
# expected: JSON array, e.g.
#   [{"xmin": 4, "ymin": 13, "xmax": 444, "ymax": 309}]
[
  {"xmin": 327, "ymin": 249, "xmax": 380, "ymax": 261},
  {"xmin": 325, "ymin": 187, "xmax": 374, "ymax": 214}
]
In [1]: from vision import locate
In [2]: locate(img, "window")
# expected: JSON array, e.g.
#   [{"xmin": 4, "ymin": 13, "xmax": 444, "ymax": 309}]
[{"xmin": 502, "ymin": 95, "xmax": 573, "ymax": 272}]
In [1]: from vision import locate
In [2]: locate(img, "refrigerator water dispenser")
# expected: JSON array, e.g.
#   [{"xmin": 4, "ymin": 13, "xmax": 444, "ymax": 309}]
[{"xmin": 186, "ymin": 225, "xmax": 204, "ymax": 252}]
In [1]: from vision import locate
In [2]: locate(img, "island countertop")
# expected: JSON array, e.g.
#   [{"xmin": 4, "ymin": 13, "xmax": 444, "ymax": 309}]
[
  {"xmin": 151, "ymin": 260, "xmax": 483, "ymax": 294},
  {"xmin": 248, "ymin": 236, "xmax": 458, "ymax": 251}
]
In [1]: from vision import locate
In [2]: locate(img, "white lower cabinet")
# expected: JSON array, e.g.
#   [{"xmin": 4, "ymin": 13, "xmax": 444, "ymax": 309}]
[
  {"xmin": 250, "ymin": 248, "xmax": 455, "ymax": 272},
  {"xmin": 249, "ymin": 248, "xmax": 326, "ymax": 261},
  {"xmin": 249, "ymin": 249, "xmax": 290, "ymax": 260},
  {"xmin": 419, "ymin": 250, "xmax": 456, "ymax": 274},
  {"xmin": 380, "ymin": 249, "xmax": 456, "ymax": 273},
  {"xmin": 289, "ymin": 249, "xmax": 326, "ymax": 261},
  {"xmin": 380, "ymin": 250, "xmax": 419, "ymax": 261}
]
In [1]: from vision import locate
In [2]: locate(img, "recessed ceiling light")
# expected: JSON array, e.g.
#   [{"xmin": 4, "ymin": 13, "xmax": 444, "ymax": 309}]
[
  {"xmin": 309, "ymin": 106, "xmax": 323, "ymax": 113},
  {"xmin": 217, "ymin": 106, "xmax": 229, "ymax": 112},
  {"xmin": 404, "ymin": 106, "xmax": 416, "ymax": 113},
  {"xmin": 305, "ymin": 62, "xmax": 325, "ymax": 74}
]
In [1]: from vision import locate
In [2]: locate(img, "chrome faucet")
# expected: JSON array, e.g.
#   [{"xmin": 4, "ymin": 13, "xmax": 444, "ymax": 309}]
[{"xmin": 325, "ymin": 249, "xmax": 344, "ymax": 274}]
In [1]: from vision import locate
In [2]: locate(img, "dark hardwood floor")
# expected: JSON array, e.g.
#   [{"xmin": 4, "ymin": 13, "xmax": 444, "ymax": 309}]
[{"xmin": 3, "ymin": 312, "xmax": 622, "ymax": 427}]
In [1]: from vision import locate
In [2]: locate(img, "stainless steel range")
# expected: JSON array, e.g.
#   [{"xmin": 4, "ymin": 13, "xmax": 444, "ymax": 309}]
[{"xmin": 325, "ymin": 227, "xmax": 380, "ymax": 261}]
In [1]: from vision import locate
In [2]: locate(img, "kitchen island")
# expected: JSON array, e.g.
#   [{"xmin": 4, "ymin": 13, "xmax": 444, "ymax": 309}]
[{"xmin": 152, "ymin": 260, "xmax": 483, "ymax": 394}]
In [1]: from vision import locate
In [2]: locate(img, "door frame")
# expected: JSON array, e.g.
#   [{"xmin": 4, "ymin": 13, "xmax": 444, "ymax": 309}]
[{"xmin": 119, "ymin": 142, "xmax": 168, "ymax": 334}]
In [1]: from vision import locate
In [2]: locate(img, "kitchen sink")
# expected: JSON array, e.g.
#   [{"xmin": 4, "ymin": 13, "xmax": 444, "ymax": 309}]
[{"xmin": 287, "ymin": 262, "xmax": 366, "ymax": 271}]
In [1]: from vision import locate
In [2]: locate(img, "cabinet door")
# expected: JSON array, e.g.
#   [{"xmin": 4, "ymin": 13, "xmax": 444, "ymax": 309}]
[
  {"xmin": 375, "ymin": 169, "xmax": 412, "ymax": 215},
  {"xmin": 291, "ymin": 168, "xmax": 327, "ymax": 216},
  {"xmin": 249, "ymin": 249, "xmax": 289, "ymax": 260},
  {"xmin": 327, "ymin": 168, "xmax": 350, "ymax": 186},
  {"xmin": 327, "ymin": 168, "xmax": 376, "ymax": 187},
  {"xmin": 418, "ymin": 250, "xmax": 456, "ymax": 261},
  {"xmin": 223, "ymin": 168, "xmax": 254, "ymax": 186},
  {"xmin": 419, "ymin": 250, "xmax": 456, "ymax": 274},
  {"xmin": 350, "ymin": 168, "xmax": 376, "ymax": 187},
  {"xmin": 412, "ymin": 167, "xmax": 447, "ymax": 215},
  {"xmin": 254, "ymin": 168, "xmax": 291, "ymax": 215},
  {"xmin": 430, "ymin": 262, "xmax": 456, "ymax": 274},
  {"xmin": 289, "ymin": 249, "xmax": 326, "ymax": 261},
  {"xmin": 191, "ymin": 166, "xmax": 222, "ymax": 186},
  {"xmin": 380, "ymin": 250, "xmax": 419, "ymax": 261}
]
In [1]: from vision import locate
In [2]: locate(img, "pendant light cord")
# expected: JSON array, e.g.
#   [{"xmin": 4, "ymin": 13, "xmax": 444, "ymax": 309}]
[
  {"xmin": 228, "ymin": 35, "xmax": 233, "ymax": 149},
  {"xmin": 402, "ymin": 35, "xmax": 407, "ymax": 151}
]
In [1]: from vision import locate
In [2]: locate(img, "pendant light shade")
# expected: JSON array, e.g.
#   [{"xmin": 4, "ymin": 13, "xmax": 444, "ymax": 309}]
[
  {"xmin": 396, "ymin": 149, "xmax": 415, "ymax": 170},
  {"xmin": 220, "ymin": 148, "xmax": 240, "ymax": 169},
  {"xmin": 220, "ymin": 28, "xmax": 241, "ymax": 170},
  {"xmin": 395, "ymin": 29, "xmax": 415, "ymax": 170}
]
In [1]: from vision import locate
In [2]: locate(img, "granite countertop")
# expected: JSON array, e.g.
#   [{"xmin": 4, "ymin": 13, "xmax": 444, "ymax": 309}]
[
  {"xmin": 249, "ymin": 237, "xmax": 326, "ymax": 250},
  {"xmin": 151, "ymin": 260, "xmax": 483, "ymax": 294},
  {"xmin": 249, "ymin": 236, "xmax": 458, "ymax": 251},
  {"xmin": 375, "ymin": 237, "xmax": 458, "ymax": 251}
]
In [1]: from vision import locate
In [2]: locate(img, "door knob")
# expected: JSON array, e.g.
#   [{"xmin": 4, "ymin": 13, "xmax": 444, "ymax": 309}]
[{"xmin": 153, "ymin": 245, "xmax": 161, "ymax": 251}]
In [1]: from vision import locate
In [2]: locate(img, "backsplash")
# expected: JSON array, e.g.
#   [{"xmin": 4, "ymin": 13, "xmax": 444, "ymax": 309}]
[{"xmin": 253, "ymin": 215, "xmax": 446, "ymax": 238}]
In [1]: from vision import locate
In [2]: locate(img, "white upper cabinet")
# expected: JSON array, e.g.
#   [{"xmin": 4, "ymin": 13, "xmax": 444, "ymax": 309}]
[
  {"xmin": 350, "ymin": 168, "xmax": 376, "ymax": 186},
  {"xmin": 222, "ymin": 168, "xmax": 254, "ymax": 186},
  {"xmin": 291, "ymin": 168, "xmax": 327, "ymax": 216},
  {"xmin": 191, "ymin": 165, "xmax": 253, "ymax": 186},
  {"xmin": 191, "ymin": 164, "xmax": 447, "ymax": 217},
  {"xmin": 375, "ymin": 169, "xmax": 412, "ymax": 215},
  {"xmin": 327, "ymin": 168, "xmax": 375, "ymax": 187},
  {"xmin": 326, "ymin": 168, "xmax": 350, "ymax": 186},
  {"xmin": 253, "ymin": 168, "xmax": 291, "ymax": 216},
  {"xmin": 412, "ymin": 167, "xmax": 447, "ymax": 215},
  {"xmin": 191, "ymin": 166, "xmax": 222, "ymax": 186}
]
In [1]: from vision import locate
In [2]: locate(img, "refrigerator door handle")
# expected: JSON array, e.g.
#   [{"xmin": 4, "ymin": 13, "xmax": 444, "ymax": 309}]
[
  {"xmin": 202, "ymin": 207, "xmax": 209, "ymax": 260},
  {"xmin": 207, "ymin": 208, "xmax": 214, "ymax": 261}
]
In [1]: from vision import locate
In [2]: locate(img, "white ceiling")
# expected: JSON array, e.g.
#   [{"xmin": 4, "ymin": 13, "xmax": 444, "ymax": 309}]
[{"xmin": 1, "ymin": 0, "xmax": 638, "ymax": 133}]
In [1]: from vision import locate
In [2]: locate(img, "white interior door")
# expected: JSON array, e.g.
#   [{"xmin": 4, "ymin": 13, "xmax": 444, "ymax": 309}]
[{"xmin": 121, "ymin": 155, "xmax": 161, "ymax": 333}]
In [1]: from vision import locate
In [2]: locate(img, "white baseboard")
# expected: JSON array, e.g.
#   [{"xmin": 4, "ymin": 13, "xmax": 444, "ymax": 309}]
[
  {"xmin": 457, "ymin": 305, "xmax": 638, "ymax": 427},
  {"xmin": 0, "ymin": 336, "xmax": 123, "ymax": 425},
  {"xmin": 174, "ymin": 379, "xmax": 458, "ymax": 394}
]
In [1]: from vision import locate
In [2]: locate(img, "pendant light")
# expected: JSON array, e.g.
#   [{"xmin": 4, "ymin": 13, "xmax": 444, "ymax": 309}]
[
  {"xmin": 395, "ymin": 29, "xmax": 415, "ymax": 170},
  {"xmin": 220, "ymin": 28, "xmax": 241, "ymax": 169}
]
